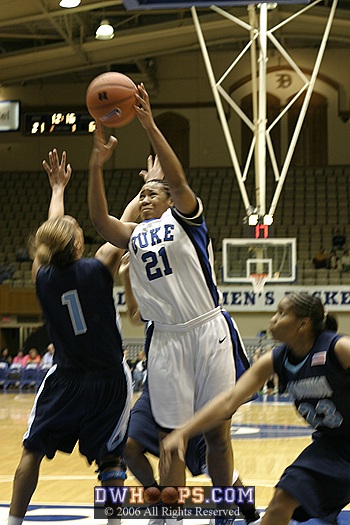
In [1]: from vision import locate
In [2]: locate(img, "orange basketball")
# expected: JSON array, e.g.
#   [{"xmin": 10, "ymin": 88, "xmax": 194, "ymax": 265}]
[
  {"xmin": 161, "ymin": 486, "xmax": 178, "ymax": 505},
  {"xmin": 86, "ymin": 72, "xmax": 137, "ymax": 128},
  {"xmin": 144, "ymin": 486, "xmax": 161, "ymax": 504}
]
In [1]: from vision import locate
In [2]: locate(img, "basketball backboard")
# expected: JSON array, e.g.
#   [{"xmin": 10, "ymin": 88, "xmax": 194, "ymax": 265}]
[
  {"xmin": 222, "ymin": 238, "xmax": 297, "ymax": 283},
  {"xmin": 123, "ymin": 1, "xmax": 310, "ymax": 9}
]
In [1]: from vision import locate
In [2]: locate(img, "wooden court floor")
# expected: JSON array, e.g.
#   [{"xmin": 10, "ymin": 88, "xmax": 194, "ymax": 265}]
[{"xmin": 0, "ymin": 391, "xmax": 349, "ymax": 523}]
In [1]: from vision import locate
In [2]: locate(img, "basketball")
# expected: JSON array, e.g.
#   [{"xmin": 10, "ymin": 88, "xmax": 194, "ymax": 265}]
[
  {"xmin": 144, "ymin": 486, "xmax": 161, "ymax": 504},
  {"xmin": 86, "ymin": 72, "xmax": 137, "ymax": 128},
  {"xmin": 161, "ymin": 486, "xmax": 178, "ymax": 505}
]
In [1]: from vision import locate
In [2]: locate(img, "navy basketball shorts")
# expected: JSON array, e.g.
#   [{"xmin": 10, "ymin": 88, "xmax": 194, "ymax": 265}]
[{"xmin": 23, "ymin": 361, "xmax": 133, "ymax": 465}]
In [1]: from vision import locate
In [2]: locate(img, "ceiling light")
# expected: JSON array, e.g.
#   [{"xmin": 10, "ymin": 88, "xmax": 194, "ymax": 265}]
[
  {"xmin": 59, "ymin": 0, "xmax": 81, "ymax": 7},
  {"xmin": 95, "ymin": 20, "xmax": 115, "ymax": 40}
]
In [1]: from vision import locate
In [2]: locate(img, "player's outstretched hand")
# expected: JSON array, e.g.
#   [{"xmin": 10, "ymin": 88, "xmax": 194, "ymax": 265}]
[
  {"xmin": 139, "ymin": 154, "xmax": 165, "ymax": 183},
  {"xmin": 43, "ymin": 149, "xmax": 72, "ymax": 189},
  {"xmin": 134, "ymin": 83, "xmax": 155, "ymax": 131},
  {"xmin": 90, "ymin": 124, "xmax": 118, "ymax": 167},
  {"xmin": 160, "ymin": 429, "xmax": 187, "ymax": 478}
]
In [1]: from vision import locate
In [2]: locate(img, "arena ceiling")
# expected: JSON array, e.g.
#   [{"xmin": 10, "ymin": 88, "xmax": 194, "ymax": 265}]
[{"xmin": 1, "ymin": 0, "xmax": 350, "ymax": 90}]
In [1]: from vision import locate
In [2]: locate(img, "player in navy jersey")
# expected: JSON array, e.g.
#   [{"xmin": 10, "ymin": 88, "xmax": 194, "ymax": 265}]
[
  {"xmin": 161, "ymin": 291, "xmax": 350, "ymax": 525},
  {"xmin": 88, "ymin": 83, "xmax": 252, "ymax": 491},
  {"xmin": 7, "ymin": 149, "xmax": 136, "ymax": 525}
]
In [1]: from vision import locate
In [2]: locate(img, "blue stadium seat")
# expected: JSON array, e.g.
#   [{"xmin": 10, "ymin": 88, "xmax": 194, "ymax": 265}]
[
  {"xmin": 0, "ymin": 362, "xmax": 9, "ymax": 388},
  {"xmin": 3, "ymin": 363, "xmax": 23, "ymax": 391},
  {"xmin": 18, "ymin": 364, "xmax": 39, "ymax": 393},
  {"xmin": 35, "ymin": 364, "xmax": 52, "ymax": 391}
]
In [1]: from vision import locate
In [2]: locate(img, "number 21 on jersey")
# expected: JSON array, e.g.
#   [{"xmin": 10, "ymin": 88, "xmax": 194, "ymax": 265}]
[{"xmin": 142, "ymin": 247, "xmax": 173, "ymax": 281}]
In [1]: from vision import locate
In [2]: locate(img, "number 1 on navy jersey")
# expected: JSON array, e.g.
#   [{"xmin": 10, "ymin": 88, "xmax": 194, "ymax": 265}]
[{"xmin": 62, "ymin": 290, "xmax": 87, "ymax": 335}]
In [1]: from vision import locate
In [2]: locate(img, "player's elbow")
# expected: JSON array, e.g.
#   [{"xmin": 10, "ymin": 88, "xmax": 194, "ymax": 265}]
[
  {"xmin": 219, "ymin": 389, "xmax": 236, "ymax": 420},
  {"xmin": 90, "ymin": 213, "xmax": 110, "ymax": 239}
]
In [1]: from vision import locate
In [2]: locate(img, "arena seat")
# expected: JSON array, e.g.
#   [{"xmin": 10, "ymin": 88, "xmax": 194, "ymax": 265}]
[
  {"xmin": 19, "ymin": 364, "xmax": 39, "ymax": 393},
  {"xmin": 1, "ymin": 166, "xmax": 350, "ymax": 287}
]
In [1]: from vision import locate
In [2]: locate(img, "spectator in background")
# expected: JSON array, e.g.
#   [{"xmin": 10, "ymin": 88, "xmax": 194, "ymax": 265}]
[
  {"xmin": 13, "ymin": 350, "xmax": 26, "ymax": 367},
  {"xmin": 12, "ymin": 349, "xmax": 26, "ymax": 366},
  {"xmin": 124, "ymin": 348, "xmax": 135, "ymax": 373},
  {"xmin": 0, "ymin": 348, "xmax": 12, "ymax": 365},
  {"xmin": 132, "ymin": 349, "xmax": 147, "ymax": 392},
  {"xmin": 341, "ymin": 250, "xmax": 350, "ymax": 272},
  {"xmin": 0, "ymin": 257, "xmax": 14, "ymax": 283},
  {"xmin": 332, "ymin": 229, "xmax": 346, "ymax": 252},
  {"xmin": 15, "ymin": 246, "xmax": 31, "ymax": 262},
  {"xmin": 251, "ymin": 345, "xmax": 262, "ymax": 366},
  {"xmin": 41, "ymin": 343, "xmax": 55, "ymax": 368},
  {"xmin": 23, "ymin": 348, "xmax": 41, "ymax": 366},
  {"xmin": 329, "ymin": 249, "xmax": 340, "ymax": 270},
  {"xmin": 312, "ymin": 246, "xmax": 330, "ymax": 269}
]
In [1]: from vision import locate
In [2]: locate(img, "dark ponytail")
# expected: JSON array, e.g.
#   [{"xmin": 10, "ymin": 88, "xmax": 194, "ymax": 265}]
[
  {"xmin": 287, "ymin": 292, "xmax": 337, "ymax": 336},
  {"xmin": 324, "ymin": 313, "xmax": 338, "ymax": 332}
]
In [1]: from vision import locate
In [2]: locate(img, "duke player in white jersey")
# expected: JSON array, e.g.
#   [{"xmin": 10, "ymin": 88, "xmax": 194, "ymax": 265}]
[
  {"xmin": 88, "ymin": 83, "xmax": 251, "ymax": 489},
  {"xmin": 162, "ymin": 292, "xmax": 350, "ymax": 525},
  {"xmin": 120, "ymin": 252, "xmax": 260, "ymax": 525}
]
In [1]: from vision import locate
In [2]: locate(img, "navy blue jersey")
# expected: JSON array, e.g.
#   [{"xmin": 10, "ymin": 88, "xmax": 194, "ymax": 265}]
[
  {"xmin": 273, "ymin": 331, "xmax": 350, "ymax": 440},
  {"xmin": 36, "ymin": 258, "xmax": 123, "ymax": 372}
]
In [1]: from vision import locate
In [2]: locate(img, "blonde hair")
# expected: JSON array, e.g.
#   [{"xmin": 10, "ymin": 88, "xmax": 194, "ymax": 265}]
[{"xmin": 30, "ymin": 216, "xmax": 76, "ymax": 268}]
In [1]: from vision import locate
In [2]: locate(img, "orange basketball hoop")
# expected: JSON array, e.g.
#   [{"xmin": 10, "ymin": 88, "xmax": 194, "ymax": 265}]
[{"xmin": 250, "ymin": 273, "xmax": 269, "ymax": 294}]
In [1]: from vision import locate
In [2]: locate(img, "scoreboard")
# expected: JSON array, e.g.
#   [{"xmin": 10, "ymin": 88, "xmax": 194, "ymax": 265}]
[{"xmin": 24, "ymin": 111, "xmax": 96, "ymax": 135}]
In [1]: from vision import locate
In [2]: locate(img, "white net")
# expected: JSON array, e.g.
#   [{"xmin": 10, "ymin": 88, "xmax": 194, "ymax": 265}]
[{"xmin": 250, "ymin": 273, "xmax": 269, "ymax": 294}]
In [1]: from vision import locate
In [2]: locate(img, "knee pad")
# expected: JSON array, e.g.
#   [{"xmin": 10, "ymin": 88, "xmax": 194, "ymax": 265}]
[{"xmin": 97, "ymin": 457, "xmax": 127, "ymax": 482}]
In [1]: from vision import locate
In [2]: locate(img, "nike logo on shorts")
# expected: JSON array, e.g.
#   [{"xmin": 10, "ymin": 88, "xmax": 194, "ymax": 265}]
[{"xmin": 219, "ymin": 336, "xmax": 227, "ymax": 344}]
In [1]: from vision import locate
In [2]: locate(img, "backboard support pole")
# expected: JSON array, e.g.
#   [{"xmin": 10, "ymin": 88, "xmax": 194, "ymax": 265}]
[
  {"xmin": 191, "ymin": 0, "xmax": 338, "ymax": 225},
  {"xmin": 191, "ymin": 5, "xmax": 252, "ymax": 215}
]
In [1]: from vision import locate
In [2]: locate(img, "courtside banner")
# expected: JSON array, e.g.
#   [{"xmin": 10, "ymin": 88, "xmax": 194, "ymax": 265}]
[
  {"xmin": 115, "ymin": 285, "xmax": 350, "ymax": 312},
  {"xmin": 94, "ymin": 485, "xmax": 255, "ymax": 519}
]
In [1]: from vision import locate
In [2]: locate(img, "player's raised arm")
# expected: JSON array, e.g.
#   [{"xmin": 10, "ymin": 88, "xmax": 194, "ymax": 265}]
[
  {"xmin": 88, "ymin": 125, "xmax": 136, "ymax": 249},
  {"xmin": 42, "ymin": 149, "xmax": 71, "ymax": 220},
  {"xmin": 93, "ymin": 149, "xmax": 163, "ymax": 277},
  {"xmin": 135, "ymin": 83, "xmax": 198, "ymax": 216},
  {"xmin": 31, "ymin": 149, "xmax": 72, "ymax": 281}
]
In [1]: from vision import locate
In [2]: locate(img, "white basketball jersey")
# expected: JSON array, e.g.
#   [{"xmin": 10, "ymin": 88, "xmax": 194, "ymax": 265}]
[{"xmin": 128, "ymin": 203, "xmax": 220, "ymax": 324}]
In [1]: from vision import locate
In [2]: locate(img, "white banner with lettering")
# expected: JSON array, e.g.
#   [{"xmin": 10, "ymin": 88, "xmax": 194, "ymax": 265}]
[{"xmin": 114, "ymin": 285, "xmax": 350, "ymax": 313}]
